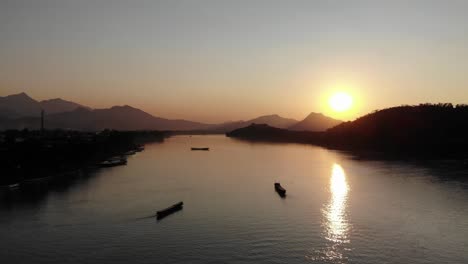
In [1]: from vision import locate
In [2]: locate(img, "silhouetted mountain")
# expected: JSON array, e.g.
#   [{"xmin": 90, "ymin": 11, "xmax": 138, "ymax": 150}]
[
  {"xmin": 227, "ymin": 104, "xmax": 468, "ymax": 157},
  {"xmin": 249, "ymin": 114, "xmax": 298, "ymax": 128},
  {"xmin": 0, "ymin": 92, "xmax": 89, "ymax": 118},
  {"xmin": 289, "ymin": 112, "xmax": 341, "ymax": 131},
  {"xmin": 0, "ymin": 108, "xmax": 20, "ymax": 119},
  {"xmin": 39, "ymin": 98, "xmax": 89, "ymax": 114},
  {"xmin": 324, "ymin": 104, "xmax": 468, "ymax": 152},
  {"xmin": 226, "ymin": 123, "xmax": 320, "ymax": 143},
  {"xmin": 208, "ymin": 114, "xmax": 298, "ymax": 132},
  {"xmin": 0, "ymin": 92, "xmax": 41, "ymax": 118},
  {"xmin": 1, "ymin": 92, "xmax": 304, "ymax": 132},
  {"xmin": 2, "ymin": 105, "xmax": 212, "ymax": 131}
]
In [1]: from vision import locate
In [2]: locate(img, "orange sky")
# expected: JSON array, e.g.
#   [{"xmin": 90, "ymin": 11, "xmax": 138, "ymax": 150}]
[{"xmin": 2, "ymin": 1, "xmax": 468, "ymax": 123}]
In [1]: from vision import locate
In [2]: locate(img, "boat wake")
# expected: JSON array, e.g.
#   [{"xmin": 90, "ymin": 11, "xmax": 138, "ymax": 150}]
[{"xmin": 134, "ymin": 214, "xmax": 157, "ymax": 220}]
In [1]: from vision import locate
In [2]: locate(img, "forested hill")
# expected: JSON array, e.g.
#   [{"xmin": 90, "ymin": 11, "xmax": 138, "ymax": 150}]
[
  {"xmin": 227, "ymin": 104, "xmax": 468, "ymax": 157},
  {"xmin": 325, "ymin": 104, "xmax": 468, "ymax": 150}
]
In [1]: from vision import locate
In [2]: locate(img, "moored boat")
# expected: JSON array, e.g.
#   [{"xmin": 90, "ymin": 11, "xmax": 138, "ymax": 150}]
[
  {"xmin": 124, "ymin": 150, "xmax": 137, "ymax": 155},
  {"xmin": 191, "ymin": 147, "xmax": 209, "ymax": 151},
  {"xmin": 8, "ymin": 183, "xmax": 20, "ymax": 190},
  {"xmin": 135, "ymin": 146, "xmax": 145, "ymax": 152},
  {"xmin": 97, "ymin": 158, "xmax": 127, "ymax": 167},
  {"xmin": 22, "ymin": 176, "xmax": 54, "ymax": 184},
  {"xmin": 156, "ymin": 201, "xmax": 184, "ymax": 220},
  {"xmin": 274, "ymin": 182, "xmax": 286, "ymax": 197}
]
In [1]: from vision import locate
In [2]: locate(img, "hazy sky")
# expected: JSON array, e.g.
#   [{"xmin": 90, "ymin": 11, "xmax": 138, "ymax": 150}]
[{"xmin": 1, "ymin": 0, "xmax": 468, "ymax": 122}]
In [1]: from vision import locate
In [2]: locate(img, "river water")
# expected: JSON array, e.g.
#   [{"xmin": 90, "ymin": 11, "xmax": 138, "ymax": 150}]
[{"xmin": 1, "ymin": 135, "xmax": 467, "ymax": 263}]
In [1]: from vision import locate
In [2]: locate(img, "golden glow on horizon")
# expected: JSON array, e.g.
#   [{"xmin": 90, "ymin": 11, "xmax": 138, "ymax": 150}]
[{"xmin": 329, "ymin": 92, "xmax": 353, "ymax": 112}]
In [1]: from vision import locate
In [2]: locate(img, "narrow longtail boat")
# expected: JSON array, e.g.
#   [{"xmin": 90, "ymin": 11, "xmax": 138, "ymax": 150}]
[
  {"xmin": 156, "ymin": 202, "xmax": 184, "ymax": 220},
  {"xmin": 97, "ymin": 158, "xmax": 127, "ymax": 167},
  {"xmin": 274, "ymin": 183, "xmax": 286, "ymax": 197}
]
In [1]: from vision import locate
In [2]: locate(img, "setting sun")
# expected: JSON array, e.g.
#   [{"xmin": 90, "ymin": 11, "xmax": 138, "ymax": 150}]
[{"xmin": 329, "ymin": 92, "xmax": 353, "ymax": 112}]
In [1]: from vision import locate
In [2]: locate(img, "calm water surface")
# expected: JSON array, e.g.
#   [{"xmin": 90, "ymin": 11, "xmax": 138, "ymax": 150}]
[{"xmin": 1, "ymin": 135, "xmax": 468, "ymax": 263}]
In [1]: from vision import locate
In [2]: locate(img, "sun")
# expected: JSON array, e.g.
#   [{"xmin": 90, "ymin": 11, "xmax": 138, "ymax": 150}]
[{"xmin": 329, "ymin": 92, "xmax": 353, "ymax": 112}]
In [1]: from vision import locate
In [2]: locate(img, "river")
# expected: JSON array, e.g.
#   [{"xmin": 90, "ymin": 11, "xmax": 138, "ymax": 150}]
[{"xmin": 1, "ymin": 135, "xmax": 467, "ymax": 263}]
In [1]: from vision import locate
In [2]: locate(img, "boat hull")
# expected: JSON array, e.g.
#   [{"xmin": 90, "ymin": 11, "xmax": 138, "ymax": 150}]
[
  {"xmin": 8, "ymin": 183, "xmax": 20, "ymax": 190},
  {"xmin": 97, "ymin": 159, "xmax": 127, "ymax": 168},
  {"xmin": 135, "ymin": 146, "xmax": 145, "ymax": 152},
  {"xmin": 156, "ymin": 202, "xmax": 184, "ymax": 220},
  {"xmin": 274, "ymin": 183, "xmax": 286, "ymax": 197}
]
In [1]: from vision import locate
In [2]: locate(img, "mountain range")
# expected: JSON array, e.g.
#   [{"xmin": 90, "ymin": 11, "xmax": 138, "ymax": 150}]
[
  {"xmin": 0, "ymin": 92, "xmax": 87, "ymax": 118},
  {"xmin": 0, "ymin": 92, "xmax": 341, "ymax": 132}
]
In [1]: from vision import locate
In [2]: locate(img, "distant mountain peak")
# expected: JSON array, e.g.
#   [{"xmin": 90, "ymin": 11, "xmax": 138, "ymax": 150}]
[
  {"xmin": 306, "ymin": 112, "xmax": 324, "ymax": 117},
  {"xmin": 6, "ymin": 92, "xmax": 35, "ymax": 101},
  {"xmin": 39, "ymin": 97, "xmax": 90, "ymax": 114},
  {"xmin": 0, "ymin": 92, "xmax": 94, "ymax": 118},
  {"xmin": 13, "ymin": 92, "xmax": 28, "ymax": 96},
  {"xmin": 289, "ymin": 112, "xmax": 342, "ymax": 132},
  {"xmin": 0, "ymin": 92, "xmax": 213, "ymax": 131},
  {"xmin": 0, "ymin": 92, "xmax": 40, "ymax": 118},
  {"xmin": 110, "ymin": 105, "xmax": 139, "ymax": 111}
]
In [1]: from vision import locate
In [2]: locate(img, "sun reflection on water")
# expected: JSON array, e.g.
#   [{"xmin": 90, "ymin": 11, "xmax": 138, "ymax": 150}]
[
  {"xmin": 308, "ymin": 163, "xmax": 351, "ymax": 263},
  {"xmin": 326, "ymin": 163, "xmax": 350, "ymax": 243}
]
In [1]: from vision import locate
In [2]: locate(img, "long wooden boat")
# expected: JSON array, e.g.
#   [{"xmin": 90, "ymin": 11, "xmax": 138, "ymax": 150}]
[
  {"xmin": 135, "ymin": 146, "xmax": 145, "ymax": 152},
  {"xmin": 0, "ymin": 182, "xmax": 20, "ymax": 191},
  {"xmin": 124, "ymin": 150, "xmax": 137, "ymax": 156},
  {"xmin": 274, "ymin": 182, "xmax": 286, "ymax": 197},
  {"xmin": 191, "ymin": 147, "xmax": 209, "ymax": 151},
  {"xmin": 22, "ymin": 176, "xmax": 54, "ymax": 184},
  {"xmin": 156, "ymin": 202, "xmax": 184, "ymax": 220},
  {"xmin": 8, "ymin": 183, "xmax": 20, "ymax": 190},
  {"xmin": 97, "ymin": 158, "xmax": 127, "ymax": 168}
]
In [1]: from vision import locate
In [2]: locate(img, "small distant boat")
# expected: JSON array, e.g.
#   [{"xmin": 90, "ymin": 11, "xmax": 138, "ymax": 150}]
[
  {"xmin": 23, "ymin": 176, "xmax": 53, "ymax": 184},
  {"xmin": 274, "ymin": 182, "xmax": 286, "ymax": 197},
  {"xmin": 191, "ymin": 147, "xmax": 209, "ymax": 151},
  {"xmin": 124, "ymin": 150, "xmax": 136, "ymax": 156},
  {"xmin": 157, "ymin": 202, "xmax": 184, "ymax": 220},
  {"xmin": 97, "ymin": 158, "xmax": 127, "ymax": 167},
  {"xmin": 135, "ymin": 146, "xmax": 145, "ymax": 152},
  {"xmin": 8, "ymin": 183, "xmax": 20, "ymax": 190}
]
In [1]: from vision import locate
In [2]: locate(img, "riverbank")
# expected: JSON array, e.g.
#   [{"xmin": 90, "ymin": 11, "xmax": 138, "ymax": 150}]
[
  {"xmin": 0, "ymin": 129, "xmax": 167, "ymax": 187},
  {"xmin": 226, "ymin": 123, "xmax": 468, "ymax": 160}
]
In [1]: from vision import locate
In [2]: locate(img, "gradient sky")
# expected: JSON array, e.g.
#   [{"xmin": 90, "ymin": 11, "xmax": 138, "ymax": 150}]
[{"xmin": 1, "ymin": 0, "xmax": 468, "ymax": 122}]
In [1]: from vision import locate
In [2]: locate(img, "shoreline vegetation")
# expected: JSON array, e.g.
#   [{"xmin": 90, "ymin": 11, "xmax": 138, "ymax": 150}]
[
  {"xmin": 226, "ymin": 104, "xmax": 468, "ymax": 160},
  {"xmin": 0, "ymin": 129, "xmax": 167, "ymax": 187}
]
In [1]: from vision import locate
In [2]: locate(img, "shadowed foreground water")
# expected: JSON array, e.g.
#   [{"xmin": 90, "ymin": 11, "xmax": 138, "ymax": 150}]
[{"xmin": 1, "ymin": 135, "xmax": 468, "ymax": 264}]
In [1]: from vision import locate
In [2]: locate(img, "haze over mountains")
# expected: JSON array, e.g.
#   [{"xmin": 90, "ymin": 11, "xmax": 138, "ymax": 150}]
[
  {"xmin": 289, "ymin": 112, "xmax": 342, "ymax": 131},
  {"xmin": 0, "ymin": 93, "xmax": 341, "ymax": 132},
  {"xmin": 209, "ymin": 114, "xmax": 299, "ymax": 133}
]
